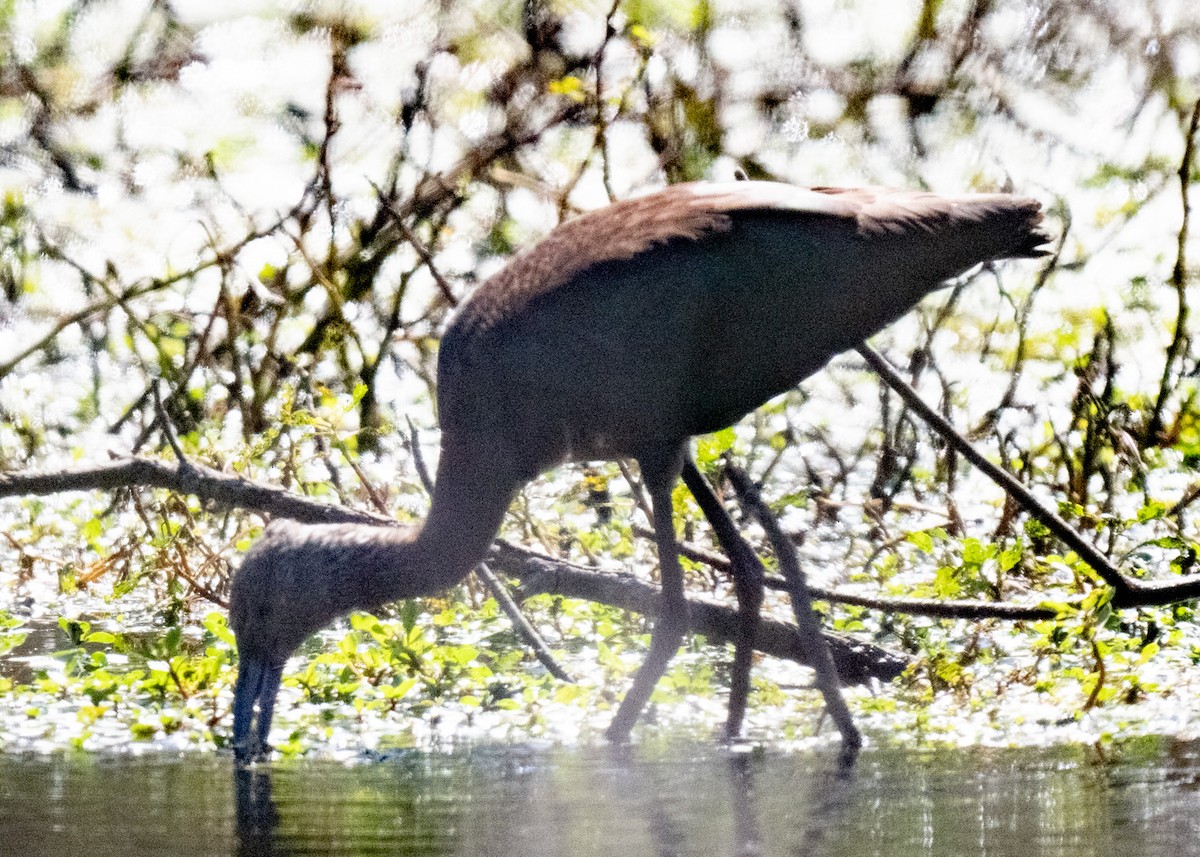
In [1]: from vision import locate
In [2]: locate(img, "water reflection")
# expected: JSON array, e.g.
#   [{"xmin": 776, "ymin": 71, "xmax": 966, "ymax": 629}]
[
  {"xmin": 234, "ymin": 766, "xmax": 280, "ymax": 856},
  {"xmin": 727, "ymin": 752, "xmax": 764, "ymax": 856},
  {"xmin": 4, "ymin": 741, "xmax": 1200, "ymax": 855},
  {"xmin": 227, "ymin": 743, "xmax": 846, "ymax": 856}
]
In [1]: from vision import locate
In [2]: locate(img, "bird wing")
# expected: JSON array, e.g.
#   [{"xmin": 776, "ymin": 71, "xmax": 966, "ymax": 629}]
[
  {"xmin": 689, "ymin": 181, "xmax": 1049, "ymax": 259},
  {"xmin": 444, "ymin": 181, "xmax": 1046, "ymax": 352},
  {"xmin": 452, "ymin": 182, "xmax": 856, "ymax": 331},
  {"xmin": 688, "ymin": 181, "xmax": 1028, "ymax": 237}
]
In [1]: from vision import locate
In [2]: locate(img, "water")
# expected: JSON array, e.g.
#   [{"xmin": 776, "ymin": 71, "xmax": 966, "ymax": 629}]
[{"xmin": 2, "ymin": 740, "xmax": 1199, "ymax": 856}]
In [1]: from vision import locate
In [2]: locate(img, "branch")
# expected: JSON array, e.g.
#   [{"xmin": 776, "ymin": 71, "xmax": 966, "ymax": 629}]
[
  {"xmin": 857, "ymin": 343, "xmax": 1200, "ymax": 609},
  {"xmin": 0, "ymin": 455, "xmax": 1115, "ymax": 621},
  {"xmin": 1147, "ymin": 96, "xmax": 1200, "ymax": 442},
  {"xmin": 0, "ymin": 454, "xmax": 906, "ymax": 683},
  {"xmin": 345, "ymin": 102, "xmax": 583, "ymax": 296},
  {"xmin": 0, "ymin": 457, "xmax": 385, "ymax": 526},
  {"xmin": 638, "ymin": 523, "xmax": 1063, "ymax": 620},
  {"xmin": 490, "ymin": 541, "xmax": 908, "ymax": 686},
  {"xmin": 4, "ymin": 190, "xmax": 318, "ymax": 381}
]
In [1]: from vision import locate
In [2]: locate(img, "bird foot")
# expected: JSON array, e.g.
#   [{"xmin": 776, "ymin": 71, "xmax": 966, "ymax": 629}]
[
  {"xmin": 603, "ymin": 717, "xmax": 634, "ymax": 745},
  {"xmin": 233, "ymin": 740, "xmax": 273, "ymax": 766}
]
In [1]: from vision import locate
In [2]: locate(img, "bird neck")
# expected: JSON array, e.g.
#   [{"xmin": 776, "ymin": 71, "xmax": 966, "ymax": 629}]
[{"xmin": 354, "ymin": 444, "xmax": 520, "ymax": 608}]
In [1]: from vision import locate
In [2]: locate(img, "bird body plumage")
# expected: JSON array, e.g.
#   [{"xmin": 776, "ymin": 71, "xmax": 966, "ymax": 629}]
[{"xmin": 230, "ymin": 180, "xmax": 1049, "ymax": 759}]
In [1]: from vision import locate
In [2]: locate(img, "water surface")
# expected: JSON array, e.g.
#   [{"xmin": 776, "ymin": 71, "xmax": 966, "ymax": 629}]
[{"xmin": 2, "ymin": 739, "xmax": 1199, "ymax": 856}]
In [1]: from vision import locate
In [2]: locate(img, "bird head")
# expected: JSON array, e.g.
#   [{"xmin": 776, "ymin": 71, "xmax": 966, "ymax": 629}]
[{"xmin": 228, "ymin": 519, "xmax": 347, "ymax": 761}]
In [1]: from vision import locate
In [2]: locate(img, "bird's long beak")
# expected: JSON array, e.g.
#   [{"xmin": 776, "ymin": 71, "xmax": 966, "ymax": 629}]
[{"xmin": 233, "ymin": 658, "xmax": 283, "ymax": 763}]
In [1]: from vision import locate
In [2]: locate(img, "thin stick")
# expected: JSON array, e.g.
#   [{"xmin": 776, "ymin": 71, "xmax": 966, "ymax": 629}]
[
  {"xmin": 151, "ymin": 381, "xmax": 194, "ymax": 475},
  {"xmin": 636, "ymin": 522, "xmax": 1062, "ymax": 620},
  {"xmin": 856, "ymin": 343, "xmax": 1135, "ymax": 598}
]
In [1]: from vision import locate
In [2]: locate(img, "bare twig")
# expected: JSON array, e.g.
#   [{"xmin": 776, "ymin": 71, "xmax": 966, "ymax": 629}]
[
  {"xmin": 1146, "ymin": 96, "xmax": 1200, "ymax": 443},
  {"xmin": 151, "ymin": 381, "xmax": 193, "ymax": 474},
  {"xmin": 371, "ymin": 182, "xmax": 459, "ymax": 308},
  {"xmin": 859, "ymin": 343, "xmax": 1130, "ymax": 589},
  {"xmin": 476, "ymin": 562, "xmax": 576, "ymax": 682},
  {"xmin": 346, "ymin": 101, "xmax": 584, "ymax": 296},
  {"xmin": 5, "ymin": 190, "xmax": 317, "ymax": 381},
  {"xmin": 646, "ymin": 524, "xmax": 1061, "ymax": 619},
  {"xmin": 857, "ymin": 342, "xmax": 1200, "ymax": 609},
  {"xmin": 617, "ymin": 459, "xmax": 654, "ymax": 525}
]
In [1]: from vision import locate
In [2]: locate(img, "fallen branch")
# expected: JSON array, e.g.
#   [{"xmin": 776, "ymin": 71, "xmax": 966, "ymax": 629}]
[
  {"xmin": 0, "ymin": 456, "xmax": 384, "ymax": 526},
  {"xmin": 5, "ymin": 451, "xmax": 1180, "ymax": 616},
  {"xmin": 0, "ymin": 453, "xmax": 906, "ymax": 682},
  {"xmin": 490, "ymin": 541, "xmax": 907, "ymax": 685}
]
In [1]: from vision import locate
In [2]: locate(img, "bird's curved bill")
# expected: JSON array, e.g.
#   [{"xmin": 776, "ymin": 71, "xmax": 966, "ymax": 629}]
[{"xmin": 232, "ymin": 658, "xmax": 283, "ymax": 763}]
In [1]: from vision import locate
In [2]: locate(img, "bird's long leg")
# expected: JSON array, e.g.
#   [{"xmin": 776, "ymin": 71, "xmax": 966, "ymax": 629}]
[
  {"xmin": 680, "ymin": 458, "xmax": 764, "ymax": 741},
  {"xmin": 725, "ymin": 465, "xmax": 861, "ymax": 765},
  {"xmin": 233, "ymin": 659, "xmax": 283, "ymax": 762},
  {"xmin": 605, "ymin": 451, "xmax": 689, "ymax": 743}
]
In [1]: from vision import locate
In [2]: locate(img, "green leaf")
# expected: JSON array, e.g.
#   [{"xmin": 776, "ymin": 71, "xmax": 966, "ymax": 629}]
[
  {"xmin": 60, "ymin": 618, "xmax": 88, "ymax": 645},
  {"xmin": 1137, "ymin": 501, "xmax": 1167, "ymax": 523},
  {"xmin": 130, "ymin": 722, "xmax": 158, "ymax": 740},
  {"xmin": 1036, "ymin": 600, "xmax": 1079, "ymax": 616},
  {"xmin": 934, "ymin": 566, "xmax": 960, "ymax": 599},
  {"xmin": 908, "ymin": 531, "xmax": 935, "ymax": 553},
  {"xmin": 0, "ymin": 631, "xmax": 27, "ymax": 657},
  {"xmin": 628, "ymin": 23, "xmax": 656, "ymax": 47},
  {"xmin": 401, "ymin": 600, "xmax": 421, "ymax": 632},
  {"xmin": 1000, "ymin": 540, "xmax": 1023, "ymax": 568},
  {"xmin": 82, "ymin": 517, "xmax": 103, "ymax": 545},
  {"xmin": 961, "ymin": 538, "xmax": 990, "ymax": 566},
  {"xmin": 694, "ymin": 427, "xmax": 735, "ymax": 466},
  {"xmin": 203, "ymin": 612, "xmax": 236, "ymax": 647},
  {"xmin": 383, "ymin": 677, "xmax": 418, "ymax": 700},
  {"xmin": 351, "ymin": 613, "xmax": 382, "ymax": 633},
  {"xmin": 443, "ymin": 645, "xmax": 478, "ymax": 666},
  {"xmin": 165, "ymin": 627, "xmax": 183, "ymax": 654},
  {"xmin": 548, "ymin": 76, "xmax": 586, "ymax": 103}
]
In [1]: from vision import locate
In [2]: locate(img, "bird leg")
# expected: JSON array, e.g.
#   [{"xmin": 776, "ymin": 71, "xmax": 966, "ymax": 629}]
[
  {"xmin": 605, "ymin": 456, "xmax": 689, "ymax": 743},
  {"xmin": 680, "ymin": 458, "xmax": 765, "ymax": 741},
  {"xmin": 232, "ymin": 658, "xmax": 283, "ymax": 763},
  {"xmin": 725, "ymin": 464, "xmax": 861, "ymax": 766}
]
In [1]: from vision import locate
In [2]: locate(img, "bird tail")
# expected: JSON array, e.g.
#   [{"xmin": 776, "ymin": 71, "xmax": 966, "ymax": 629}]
[
  {"xmin": 953, "ymin": 195, "xmax": 1054, "ymax": 262},
  {"xmin": 887, "ymin": 194, "xmax": 1053, "ymax": 287}
]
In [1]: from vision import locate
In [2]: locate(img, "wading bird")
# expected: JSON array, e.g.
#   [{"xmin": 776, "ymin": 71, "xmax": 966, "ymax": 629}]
[{"xmin": 230, "ymin": 180, "xmax": 1049, "ymax": 760}]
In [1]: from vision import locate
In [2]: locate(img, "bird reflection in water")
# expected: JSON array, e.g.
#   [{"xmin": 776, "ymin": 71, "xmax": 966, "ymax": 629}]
[
  {"xmin": 231, "ymin": 746, "xmax": 860, "ymax": 856},
  {"xmin": 234, "ymin": 764, "xmax": 281, "ymax": 857}
]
